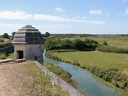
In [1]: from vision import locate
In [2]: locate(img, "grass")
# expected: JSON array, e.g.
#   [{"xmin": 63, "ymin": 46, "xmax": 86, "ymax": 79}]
[
  {"xmin": 44, "ymin": 62, "xmax": 77, "ymax": 88},
  {"xmin": 89, "ymin": 36, "xmax": 128, "ymax": 49},
  {"xmin": 0, "ymin": 52, "xmax": 14, "ymax": 59},
  {"xmin": 52, "ymin": 51, "xmax": 128, "ymax": 70},
  {"xmin": 21, "ymin": 61, "xmax": 69, "ymax": 96},
  {"xmin": 7, "ymin": 52, "xmax": 14, "ymax": 58},
  {"xmin": 0, "ymin": 53, "xmax": 6, "ymax": 59},
  {"xmin": 63, "ymin": 36, "xmax": 128, "ymax": 49}
]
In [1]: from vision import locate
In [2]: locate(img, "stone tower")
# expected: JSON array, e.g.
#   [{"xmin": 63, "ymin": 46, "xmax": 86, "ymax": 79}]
[{"xmin": 12, "ymin": 25, "xmax": 43, "ymax": 62}]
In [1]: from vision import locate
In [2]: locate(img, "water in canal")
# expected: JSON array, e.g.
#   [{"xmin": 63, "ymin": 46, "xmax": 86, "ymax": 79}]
[{"xmin": 43, "ymin": 51, "xmax": 122, "ymax": 96}]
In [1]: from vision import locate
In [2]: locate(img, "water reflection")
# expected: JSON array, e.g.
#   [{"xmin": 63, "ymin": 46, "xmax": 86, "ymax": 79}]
[{"xmin": 73, "ymin": 65, "xmax": 78, "ymax": 71}]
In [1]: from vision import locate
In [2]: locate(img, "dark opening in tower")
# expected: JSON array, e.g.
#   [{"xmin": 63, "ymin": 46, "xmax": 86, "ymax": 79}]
[{"xmin": 17, "ymin": 51, "xmax": 23, "ymax": 59}]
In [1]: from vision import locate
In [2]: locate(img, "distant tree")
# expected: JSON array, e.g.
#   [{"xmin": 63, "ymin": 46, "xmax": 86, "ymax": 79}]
[
  {"xmin": 12, "ymin": 32, "xmax": 16, "ymax": 37},
  {"xmin": 2, "ymin": 33, "xmax": 9, "ymax": 39},
  {"xmin": 44, "ymin": 38, "xmax": 98, "ymax": 51},
  {"xmin": 43, "ymin": 32, "xmax": 50, "ymax": 37},
  {"xmin": 62, "ymin": 39, "xmax": 73, "ymax": 49},
  {"xmin": 11, "ymin": 32, "xmax": 16, "ymax": 39}
]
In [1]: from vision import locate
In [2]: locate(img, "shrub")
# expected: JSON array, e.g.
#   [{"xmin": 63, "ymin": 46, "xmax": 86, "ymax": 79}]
[
  {"xmin": 44, "ymin": 38, "xmax": 98, "ymax": 51},
  {"xmin": 0, "ymin": 41, "xmax": 11, "ymax": 49},
  {"xmin": 112, "ymin": 71, "xmax": 128, "ymax": 89},
  {"xmin": 96, "ymin": 45, "xmax": 128, "ymax": 54},
  {"xmin": 103, "ymin": 40, "xmax": 108, "ymax": 45}
]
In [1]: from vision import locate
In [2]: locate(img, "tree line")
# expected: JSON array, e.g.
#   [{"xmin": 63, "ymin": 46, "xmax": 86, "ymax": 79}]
[{"xmin": 44, "ymin": 38, "xmax": 98, "ymax": 51}]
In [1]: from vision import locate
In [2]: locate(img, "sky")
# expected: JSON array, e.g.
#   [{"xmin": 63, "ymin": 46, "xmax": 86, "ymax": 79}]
[{"xmin": 0, "ymin": 0, "xmax": 128, "ymax": 35}]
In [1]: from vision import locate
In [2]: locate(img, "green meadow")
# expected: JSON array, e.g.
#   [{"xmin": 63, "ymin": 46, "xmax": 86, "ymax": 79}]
[
  {"xmin": 89, "ymin": 36, "xmax": 128, "ymax": 49},
  {"xmin": 52, "ymin": 51, "xmax": 128, "ymax": 70}
]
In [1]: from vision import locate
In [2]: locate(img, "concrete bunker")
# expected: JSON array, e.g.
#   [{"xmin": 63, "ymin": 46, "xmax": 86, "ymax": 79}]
[{"xmin": 12, "ymin": 25, "xmax": 43, "ymax": 62}]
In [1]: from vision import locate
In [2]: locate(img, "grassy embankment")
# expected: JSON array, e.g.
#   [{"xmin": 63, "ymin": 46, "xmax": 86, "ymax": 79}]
[
  {"xmin": 21, "ymin": 61, "xmax": 70, "ymax": 95},
  {"xmin": 44, "ymin": 62, "xmax": 77, "ymax": 88},
  {"xmin": 0, "ymin": 38, "xmax": 12, "ymax": 59}
]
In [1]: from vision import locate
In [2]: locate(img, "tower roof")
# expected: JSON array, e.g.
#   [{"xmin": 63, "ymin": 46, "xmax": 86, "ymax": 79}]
[{"xmin": 13, "ymin": 25, "xmax": 43, "ymax": 44}]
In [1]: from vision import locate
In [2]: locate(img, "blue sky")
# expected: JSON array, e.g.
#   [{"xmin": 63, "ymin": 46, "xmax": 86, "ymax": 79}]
[{"xmin": 0, "ymin": 0, "xmax": 128, "ymax": 35}]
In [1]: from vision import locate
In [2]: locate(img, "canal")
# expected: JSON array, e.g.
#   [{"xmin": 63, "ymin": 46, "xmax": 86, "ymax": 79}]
[{"xmin": 43, "ymin": 51, "xmax": 122, "ymax": 96}]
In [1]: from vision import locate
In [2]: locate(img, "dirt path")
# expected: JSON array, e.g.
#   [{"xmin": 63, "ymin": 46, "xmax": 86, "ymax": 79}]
[{"xmin": 0, "ymin": 62, "xmax": 33, "ymax": 96}]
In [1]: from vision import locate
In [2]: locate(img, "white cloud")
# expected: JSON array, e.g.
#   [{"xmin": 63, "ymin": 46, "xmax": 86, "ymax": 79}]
[
  {"xmin": 55, "ymin": 7, "xmax": 66, "ymax": 13},
  {"xmin": 74, "ymin": 16, "xmax": 86, "ymax": 19},
  {"xmin": 124, "ymin": 8, "xmax": 128, "ymax": 15},
  {"xmin": 0, "ymin": 10, "xmax": 105, "ymax": 24},
  {"xmin": 0, "ymin": 23, "xmax": 22, "ymax": 28},
  {"xmin": 0, "ymin": 11, "xmax": 32, "ymax": 20},
  {"xmin": 33, "ymin": 14, "xmax": 104, "ymax": 24},
  {"xmin": 84, "ymin": 20, "xmax": 105, "ymax": 24},
  {"xmin": 89, "ymin": 10, "xmax": 103, "ymax": 15},
  {"xmin": 0, "ymin": 23, "xmax": 25, "ymax": 35},
  {"xmin": 33, "ymin": 14, "xmax": 70, "ymax": 22},
  {"xmin": 37, "ymin": 24, "xmax": 72, "ymax": 29},
  {"xmin": 0, "ymin": 23, "xmax": 73, "ymax": 29},
  {"xmin": 0, "ymin": 23, "xmax": 73, "ymax": 35}
]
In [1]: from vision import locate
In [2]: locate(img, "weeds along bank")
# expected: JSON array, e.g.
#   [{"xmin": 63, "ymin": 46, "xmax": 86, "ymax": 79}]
[
  {"xmin": 43, "ymin": 62, "xmax": 77, "ymax": 88},
  {"xmin": 35, "ymin": 61, "xmax": 85, "ymax": 96},
  {"xmin": 45, "ymin": 51, "xmax": 128, "ymax": 94}
]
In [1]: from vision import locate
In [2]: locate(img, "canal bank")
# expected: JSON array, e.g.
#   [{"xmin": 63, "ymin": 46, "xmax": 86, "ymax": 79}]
[{"xmin": 35, "ymin": 61, "xmax": 85, "ymax": 96}]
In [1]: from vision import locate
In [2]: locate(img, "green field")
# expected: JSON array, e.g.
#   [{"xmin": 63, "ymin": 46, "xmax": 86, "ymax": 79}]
[
  {"xmin": 58, "ymin": 35, "xmax": 128, "ymax": 71},
  {"xmin": 89, "ymin": 36, "xmax": 128, "ymax": 49},
  {"xmin": 63, "ymin": 36, "xmax": 128, "ymax": 49},
  {"xmin": 52, "ymin": 51, "xmax": 128, "ymax": 70}
]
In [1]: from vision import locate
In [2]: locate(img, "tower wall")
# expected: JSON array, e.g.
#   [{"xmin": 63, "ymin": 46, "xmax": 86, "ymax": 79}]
[
  {"xmin": 12, "ymin": 25, "xmax": 44, "ymax": 63},
  {"xmin": 14, "ymin": 44, "xmax": 43, "ymax": 62}
]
